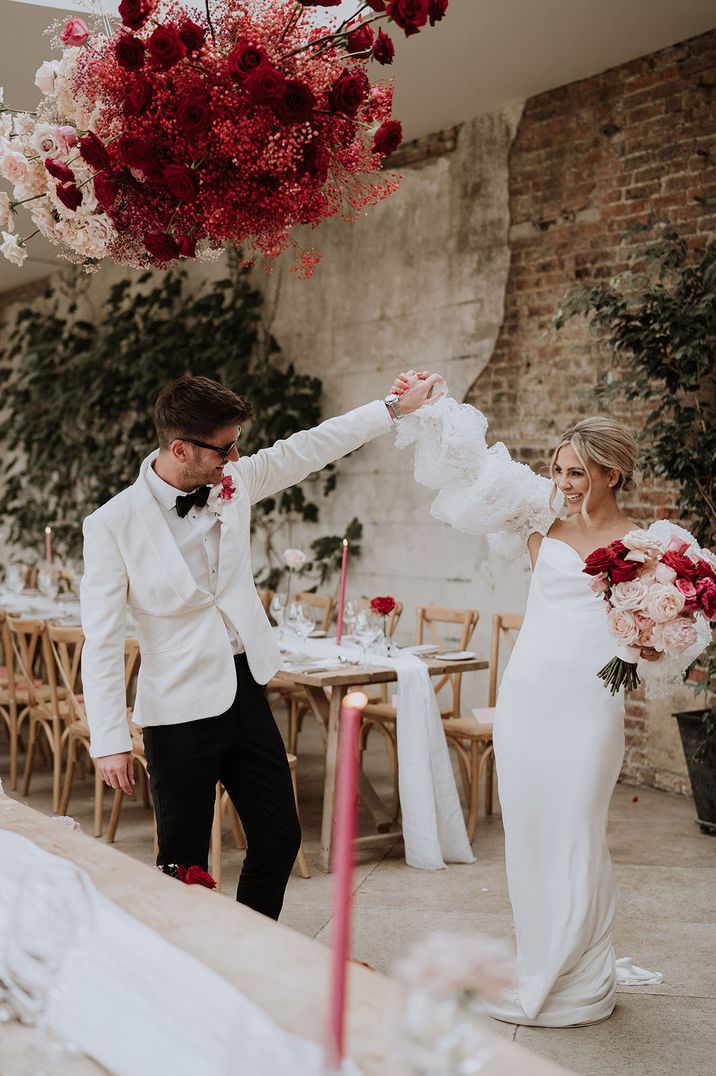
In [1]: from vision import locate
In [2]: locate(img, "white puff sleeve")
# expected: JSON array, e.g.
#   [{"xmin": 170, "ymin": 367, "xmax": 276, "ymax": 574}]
[{"xmin": 395, "ymin": 393, "xmax": 557, "ymax": 559}]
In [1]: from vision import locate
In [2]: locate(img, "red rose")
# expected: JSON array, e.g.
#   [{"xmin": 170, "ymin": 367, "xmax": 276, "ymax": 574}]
[
  {"xmin": 118, "ymin": 0, "xmax": 156, "ymax": 32},
  {"xmin": 373, "ymin": 29, "xmax": 395, "ymax": 65},
  {"xmin": 55, "ymin": 181, "xmax": 82, "ymax": 211},
  {"xmin": 243, "ymin": 65, "xmax": 287, "ymax": 106},
  {"xmin": 387, "ymin": 0, "xmax": 429, "ymax": 36},
  {"xmin": 176, "ymin": 90, "xmax": 211, "ymax": 136},
  {"xmin": 373, "ymin": 119, "xmax": 403, "ymax": 156},
  {"xmin": 365, "ymin": 1, "xmax": 387, "ymax": 10},
  {"xmin": 94, "ymin": 172, "xmax": 117, "ymax": 211},
  {"xmin": 347, "ymin": 24, "xmax": 375, "ymax": 55},
  {"xmin": 609, "ymin": 559, "xmax": 640, "ymax": 584},
  {"xmin": 370, "ymin": 595, "xmax": 397, "ymax": 616},
  {"xmin": 694, "ymin": 559, "xmax": 716, "ymax": 582},
  {"xmin": 275, "ymin": 80, "xmax": 317, "ymax": 124},
  {"xmin": 583, "ymin": 545, "xmax": 618, "ymax": 576},
  {"xmin": 299, "ymin": 139, "xmax": 330, "ymax": 183},
  {"xmin": 176, "ymin": 235, "xmax": 197, "ymax": 258},
  {"xmin": 696, "ymin": 577, "xmax": 716, "ymax": 619},
  {"xmin": 120, "ymin": 137, "xmax": 159, "ymax": 176},
  {"xmin": 163, "ymin": 163, "xmax": 198, "ymax": 201},
  {"xmin": 144, "ymin": 232, "xmax": 179, "ymax": 262},
  {"xmin": 115, "ymin": 33, "xmax": 145, "ymax": 71},
  {"xmin": 297, "ymin": 1, "xmax": 342, "ymax": 6},
  {"xmin": 79, "ymin": 132, "xmax": 111, "ymax": 171},
  {"xmin": 178, "ymin": 19, "xmax": 205, "ymax": 53},
  {"xmin": 227, "ymin": 38, "xmax": 271, "ymax": 84},
  {"xmin": 147, "ymin": 26, "xmax": 186, "ymax": 69},
  {"xmin": 181, "ymin": 865, "xmax": 217, "ymax": 889},
  {"xmin": 44, "ymin": 158, "xmax": 75, "ymax": 183},
  {"xmin": 428, "ymin": 0, "xmax": 448, "ymax": 26},
  {"xmin": 660, "ymin": 550, "xmax": 700, "ymax": 580},
  {"xmin": 328, "ymin": 68, "xmax": 369, "ymax": 118},
  {"xmin": 123, "ymin": 76, "xmax": 153, "ymax": 117}
]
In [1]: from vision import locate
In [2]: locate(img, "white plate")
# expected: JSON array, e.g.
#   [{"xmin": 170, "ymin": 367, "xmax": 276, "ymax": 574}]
[
  {"xmin": 401, "ymin": 644, "xmax": 440, "ymax": 655},
  {"xmin": 308, "ymin": 629, "xmax": 327, "ymax": 638},
  {"xmin": 440, "ymin": 651, "xmax": 477, "ymax": 661}
]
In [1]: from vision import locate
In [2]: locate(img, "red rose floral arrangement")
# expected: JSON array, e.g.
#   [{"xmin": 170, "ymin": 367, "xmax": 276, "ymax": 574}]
[{"xmin": 0, "ymin": 0, "xmax": 449, "ymax": 276}]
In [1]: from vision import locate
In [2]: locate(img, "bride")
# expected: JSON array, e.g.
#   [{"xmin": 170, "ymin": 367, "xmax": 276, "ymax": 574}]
[{"xmin": 391, "ymin": 371, "xmax": 668, "ymax": 1027}]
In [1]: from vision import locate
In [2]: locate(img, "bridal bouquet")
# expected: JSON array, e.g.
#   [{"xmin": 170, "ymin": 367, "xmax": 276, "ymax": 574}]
[
  {"xmin": 0, "ymin": 1, "xmax": 448, "ymax": 276},
  {"xmin": 583, "ymin": 520, "xmax": 716, "ymax": 694}
]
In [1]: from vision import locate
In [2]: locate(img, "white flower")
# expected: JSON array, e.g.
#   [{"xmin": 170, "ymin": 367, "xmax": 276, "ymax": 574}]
[
  {"xmin": 0, "ymin": 149, "xmax": 28, "ymax": 186},
  {"xmin": 700, "ymin": 548, "xmax": 716, "ymax": 573},
  {"xmin": 0, "ymin": 231, "xmax": 27, "ymax": 266},
  {"xmin": 35, "ymin": 60, "xmax": 60, "ymax": 95},
  {"xmin": 622, "ymin": 529, "xmax": 665, "ymax": 560},
  {"xmin": 607, "ymin": 606, "xmax": 640, "ymax": 646},
  {"xmin": 30, "ymin": 123, "xmax": 78, "ymax": 159},
  {"xmin": 0, "ymin": 192, "xmax": 13, "ymax": 232},
  {"xmin": 0, "ymin": 113, "xmax": 12, "ymax": 140},
  {"xmin": 610, "ymin": 579, "xmax": 649, "ymax": 611},
  {"xmin": 30, "ymin": 204, "xmax": 58, "ymax": 241},
  {"xmin": 646, "ymin": 583, "xmax": 686, "ymax": 623},
  {"xmin": 395, "ymin": 933, "xmax": 516, "ymax": 1001},
  {"xmin": 283, "ymin": 548, "xmax": 307, "ymax": 570}
]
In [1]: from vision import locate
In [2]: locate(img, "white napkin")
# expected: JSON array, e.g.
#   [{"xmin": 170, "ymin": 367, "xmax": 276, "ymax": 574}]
[
  {"xmin": 0, "ymin": 827, "xmax": 361, "ymax": 1076},
  {"xmin": 279, "ymin": 635, "xmax": 474, "ymax": 870},
  {"xmin": 615, "ymin": 956, "xmax": 664, "ymax": 985}
]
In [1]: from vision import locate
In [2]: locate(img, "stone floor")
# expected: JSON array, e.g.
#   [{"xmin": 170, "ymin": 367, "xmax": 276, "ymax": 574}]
[{"xmin": 2, "ymin": 706, "xmax": 715, "ymax": 1076}]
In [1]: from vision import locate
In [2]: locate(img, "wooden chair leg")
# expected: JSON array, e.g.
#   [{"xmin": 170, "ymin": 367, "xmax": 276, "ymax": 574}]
[
  {"xmin": 210, "ymin": 783, "xmax": 223, "ymax": 889},
  {"xmin": 484, "ymin": 747, "xmax": 495, "ymax": 815},
  {"xmin": 9, "ymin": 702, "xmax": 18, "ymax": 790},
  {"xmin": 467, "ymin": 742, "xmax": 480, "ymax": 842},
  {"xmin": 137, "ymin": 765, "xmax": 150, "ymax": 809},
  {"xmin": 20, "ymin": 717, "xmax": 37, "ymax": 798},
  {"xmin": 59, "ymin": 736, "xmax": 77, "ymax": 816},
  {"xmin": 289, "ymin": 760, "xmax": 310, "ymax": 879},
  {"xmin": 52, "ymin": 728, "xmax": 62, "ymax": 815},
  {"xmin": 106, "ymin": 788, "xmax": 124, "ymax": 843},
  {"xmin": 93, "ymin": 765, "xmax": 105, "ymax": 838}
]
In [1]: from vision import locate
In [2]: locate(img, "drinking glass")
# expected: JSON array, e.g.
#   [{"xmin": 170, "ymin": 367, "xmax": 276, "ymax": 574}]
[
  {"xmin": 4, "ymin": 563, "xmax": 25, "ymax": 596},
  {"xmin": 3, "ymin": 859, "xmax": 96, "ymax": 1072},
  {"xmin": 269, "ymin": 592, "xmax": 287, "ymax": 639},
  {"xmin": 294, "ymin": 602, "xmax": 316, "ymax": 640},
  {"xmin": 343, "ymin": 599, "xmax": 359, "ymax": 639},
  {"xmin": 37, "ymin": 568, "xmax": 59, "ymax": 602},
  {"xmin": 354, "ymin": 610, "xmax": 384, "ymax": 670}
]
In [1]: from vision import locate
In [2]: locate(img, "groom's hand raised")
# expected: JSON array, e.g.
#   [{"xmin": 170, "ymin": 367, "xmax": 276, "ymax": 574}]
[
  {"xmin": 389, "ymin": 370, "xmax": 443, "ymax": 414},
  {"xmin": 96, "ymin": 751, "xmax": 135, "ymax": 795}
]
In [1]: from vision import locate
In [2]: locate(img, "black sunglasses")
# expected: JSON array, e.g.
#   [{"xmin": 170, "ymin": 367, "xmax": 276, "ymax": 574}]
[{"xmin": 177, "ymin": 430, "xmax": 241, "ymax": 460}]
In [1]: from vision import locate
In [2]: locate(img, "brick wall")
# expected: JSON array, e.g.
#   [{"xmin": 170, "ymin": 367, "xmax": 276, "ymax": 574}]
[{"xmin": 466, "ymin": 29, "xmax": 716, "ymax": 790}]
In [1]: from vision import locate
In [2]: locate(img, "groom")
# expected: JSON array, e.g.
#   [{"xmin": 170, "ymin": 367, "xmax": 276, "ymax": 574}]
[{"xmin": 80, "ymin": 372, "xmax": 440, "ymax": 919}]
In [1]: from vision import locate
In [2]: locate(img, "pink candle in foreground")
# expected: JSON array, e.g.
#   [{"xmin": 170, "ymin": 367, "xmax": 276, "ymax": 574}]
[
  {"xmin": 335, "ymin": 538, "xmax": 348, "ymax": 644},
  {"xmin": 325, "ymin": 691, "xmax": 367, "ymax": 1073},
  {"xmin": 44, "ymin": 526, "xmax": 52, "ymax": 569}
]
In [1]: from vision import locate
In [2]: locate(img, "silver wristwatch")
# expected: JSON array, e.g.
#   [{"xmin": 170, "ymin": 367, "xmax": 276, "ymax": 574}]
[{"xmin": 384, "ymin": 392, "xmax": 405, "ymax": 421}]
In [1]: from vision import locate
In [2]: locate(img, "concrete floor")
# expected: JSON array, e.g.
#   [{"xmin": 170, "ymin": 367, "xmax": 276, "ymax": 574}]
[{"xmin": 2, "ymin": 705, "xmax": 715, "ymax": 1076}]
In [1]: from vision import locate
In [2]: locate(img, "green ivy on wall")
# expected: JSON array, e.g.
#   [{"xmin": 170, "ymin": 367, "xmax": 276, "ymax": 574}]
[{"xmin": 0, "ymin": 265, "xmax": 360, "ymax": 586}]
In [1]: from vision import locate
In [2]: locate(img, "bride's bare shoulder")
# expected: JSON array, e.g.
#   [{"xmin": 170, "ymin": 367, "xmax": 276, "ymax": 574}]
[{"xmin": 527, "ymin": 531, "xmax": 544, "ymax": 569}]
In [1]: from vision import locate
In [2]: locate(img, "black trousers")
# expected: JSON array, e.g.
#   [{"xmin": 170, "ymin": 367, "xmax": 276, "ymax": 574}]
[{"xmin": 142, "ymin": 654, "xmax": 301, "ymax": 921}]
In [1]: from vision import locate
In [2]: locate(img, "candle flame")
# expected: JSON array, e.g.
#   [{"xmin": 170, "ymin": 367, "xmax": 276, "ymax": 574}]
[
  {"xmin": 344, "ymin": 692, "xmax": 368, "ymax": 710},
  {"xmin": 45, "ymin": 526, "xmax": 51, "ymax": 535},
  {"xmin": 342, "ymin": 538, "xmax": 348, "ymax": 547}
]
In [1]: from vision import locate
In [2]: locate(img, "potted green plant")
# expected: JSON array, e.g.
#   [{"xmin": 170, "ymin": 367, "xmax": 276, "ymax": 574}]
[{"xmin": 554, "ymin": 221, "xmax": 716, "ymax": 831}]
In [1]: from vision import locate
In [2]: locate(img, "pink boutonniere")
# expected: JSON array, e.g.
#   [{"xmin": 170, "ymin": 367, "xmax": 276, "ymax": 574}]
[
  {"xmin": 208, "ymin": 473, "xmax": 237, "ymax": 516},
  {"xmin": 218, "ymin": 474, "xmax": 236, "ymax": 501}
]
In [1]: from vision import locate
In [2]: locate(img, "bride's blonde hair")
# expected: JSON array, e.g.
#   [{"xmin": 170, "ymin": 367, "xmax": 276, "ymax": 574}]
[{"xmin": 548, "ymin": 416, "xmax": 640, "ymax": 520}]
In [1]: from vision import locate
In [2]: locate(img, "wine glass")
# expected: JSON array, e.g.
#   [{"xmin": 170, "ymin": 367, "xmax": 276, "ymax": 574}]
[
  {"xmin": 343, "ymin": 599, "xmax": 359, "ymax": 639},
  {"xmin": 269, "ymin": 592, "xmax": 288, "ymax": 640},
  {"xmin": 354, "ymin": 610, "xmax": 384, "ymax": 670},
  {"xmin": 3, "ymin": 859, "xmax": 96, "ymax": 1071},
  {"xmin": 37, "ymin": 567, "xmax": 59, "ymax": 602},
  {"xmin": 294, "ymin": 602, "xmax": 316, "ymax": 640},
  {"xmin": 4, "ymin": 563, "xmax": 25, "ymax": 596}
]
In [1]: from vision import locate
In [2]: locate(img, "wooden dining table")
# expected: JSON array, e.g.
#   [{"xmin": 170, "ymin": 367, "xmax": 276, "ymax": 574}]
[
  {"xmin": 0, "ymin": 798, "xmax": 574, "ymax": 1076},
  {"xmin": 274, "ymin": 653, "xmax": 488, "ymax": 872}
]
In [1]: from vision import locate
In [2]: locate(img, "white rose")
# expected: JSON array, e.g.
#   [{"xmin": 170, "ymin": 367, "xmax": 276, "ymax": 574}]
[
  {"xmin": 607, "ymin": 607, "xmax": 640, "ymax": 646},
  {"xmin": 0, "ymin": 113, "xmax": 12, "ymax": 140},
  {"xmin": 35, "ymin": 60, "xmax": 60, "ymax": 95},
  {"xmin": 654, "ymin": 562, "xmax": 677, "ymax": 585},
  {"xmin": 610, "ymin": 579, "xmax": 649, "ymax": 611},
  {"xmin": 283, "ymin": 548, "xmax": 307, "ymax": 570},
  {"xmin": 0, "ymin": 231, "xmax": 27, "ymax": 266},
  {"xmin": 30, "ymin": 204, "xmax": 58, "ymax": 241},
  {"xmin": 622, "ymin": 529, "xmax": 665, "ymax": 559},
  {"xmin": 646, "ymin": 583, "xmax": 686, "ymax": 623},
  {"xmin": 700, "ymin": 548, "xmax": 716, "ymax": 573},
  {"xmin": 0, "ymin": 149, "xmax": 28, "ymax": 186},
  {"xmin": 0, "ymin": 192, "xmax": 12, "ymax": 232}
]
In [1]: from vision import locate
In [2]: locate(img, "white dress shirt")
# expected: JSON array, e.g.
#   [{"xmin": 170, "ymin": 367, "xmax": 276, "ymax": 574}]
[{"xmin": 145, "ymin": 463, "xmax": 244, "ymax": 654}]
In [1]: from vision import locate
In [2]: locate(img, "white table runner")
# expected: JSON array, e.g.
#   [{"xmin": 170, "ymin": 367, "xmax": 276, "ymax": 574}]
[{"xmin": 280, "ymin": 636, "xmax": 474, "ymax": 871}]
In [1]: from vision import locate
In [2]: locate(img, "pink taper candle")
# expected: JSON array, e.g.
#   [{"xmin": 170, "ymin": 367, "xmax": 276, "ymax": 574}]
[
  {"xmin": 335, "ymin": 538, "xmax": 349, "ymax": 644},
  {"xmin": 325, "ymin": 691, "xmax": 367, "ymax": 1073},
  {"xmin": 44, "ymin": 526, "xmax": 52, "ymax": 569}
]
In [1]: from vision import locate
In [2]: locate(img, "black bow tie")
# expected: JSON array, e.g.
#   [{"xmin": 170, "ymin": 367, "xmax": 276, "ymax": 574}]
[{"xmin": 175, "ymin": 485, "xmax": 211, "ymax": 518}]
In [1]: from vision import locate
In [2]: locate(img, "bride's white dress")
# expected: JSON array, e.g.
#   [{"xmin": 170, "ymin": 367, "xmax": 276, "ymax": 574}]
[{"xmin": 396, "ymin": 393, "xmax": 665, "ymax": 1027}]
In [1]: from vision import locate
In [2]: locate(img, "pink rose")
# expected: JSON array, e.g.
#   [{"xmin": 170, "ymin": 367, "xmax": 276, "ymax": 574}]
[
  {"xmin": 666, "ymin": 536, "xmax": 691, "ymax": 556},
  {"xmin": 646, "ymin": 583, "xmax": 686, "ymax": 623},
  {"xmin": 60, "ymin": 17, "xmax": 90, "ymax": 47},
  {"xmin": 661, "ymin": 617, "xmax": 698, "ymax": 657},
  {"xmin": 654, "ymin": 562, "xmax": 677, "ymax": 584},
  {"xmin": 610, "ymin": 579, "xmax": 649, "ymax": 611},
  {"xmin": 696, "ymin": 577, "xmax": 716, "ymax": 619},
  {"xmin": 0, "ymin": 150, "xmax": 28, "ymax": 186},
  {"xmin": 633, "ymin": 611, "xmax": 655, "ymax": 633},
  {"xmin": 35, "ymin": 60, "xmax": 60, "ymax": 95},
  {"xmin": 637, "ymin": 622, "xmax": 664, "ymax": 651},
  {"xmin": 589, "ymin": 573, "xmax": 608, "ymax": 594},
  {"xmin": 395, "ymin": 932, "xmax": 515, "ymax": 1001},
  {"xmin": 674, "ymin": 577, "xmax": 699, "ymax": 612},
  {"xmin": 607, "ymin": 607, "xmax": 640, "ymax": 646}
]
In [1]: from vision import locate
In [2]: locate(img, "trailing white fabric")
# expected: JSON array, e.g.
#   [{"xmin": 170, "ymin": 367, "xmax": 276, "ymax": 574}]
[
  {"xmin": 615, "ymin": 957, "xmax": 664, "ymax": 986},
  {"xmin": 280, "ymin": 636, "xmax": 474, "ymax": 870},
  {"xmin": 0, "ymin": 827, "xmax": 361, "ymax": 1076},
  {"xmin": 395, "ymin": 392, "xmax": 557, "ymax": 559}
]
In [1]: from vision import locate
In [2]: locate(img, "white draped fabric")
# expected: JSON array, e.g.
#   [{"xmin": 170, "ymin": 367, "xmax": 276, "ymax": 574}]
[
  {"xmin": 279, "ymin": 636, "xmax": 474, "ymax": 870},
  {"xmin": 0, "ymin": 825, "xmax": 360, "ymax": 1076}
]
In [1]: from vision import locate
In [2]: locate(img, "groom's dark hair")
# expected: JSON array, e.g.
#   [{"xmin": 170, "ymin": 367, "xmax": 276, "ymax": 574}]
[{"xmin": 154, "ymin": 375, "xmax": 253, "ymax": 449}]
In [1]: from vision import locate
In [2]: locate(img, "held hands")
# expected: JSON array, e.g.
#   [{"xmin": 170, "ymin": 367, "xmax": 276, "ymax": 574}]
[
  {"xmin": 96, "ymin": 751, "xmax": 135, "ymax": 796},
  {"xmin": 639, "ymin": 647, "xmax": 661, "ymax": 662},
  {"xmin": 389, "ymin": 369, "xmax": 443, "ymax": 414}
]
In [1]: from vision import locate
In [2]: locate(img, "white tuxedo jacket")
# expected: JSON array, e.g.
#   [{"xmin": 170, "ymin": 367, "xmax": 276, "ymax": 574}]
[{"xmin": 80, "ymin": 400, "xmax": 391, "ymax": 757}]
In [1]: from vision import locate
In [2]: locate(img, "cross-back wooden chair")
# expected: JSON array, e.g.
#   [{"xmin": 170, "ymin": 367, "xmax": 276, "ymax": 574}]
[
  {"xmin": 359, "ymin": 604, "xmax": 479, "ymax": 822},
  {"xmin": 6, "ymin": 615, "xmax": 68, "ymax": 813},
  {"xmin": 209, "ymin": 752, "xmax": 310, "ymax": 889},
  {"xmin": 291, "ymin": 591, "xmax": 336, "ymax": 633},
  {"xmin": 443, "ymin": 612, "xmax": 523, "ymax": 839},
  {"xmin": 0, "ymin": 609, "xmax": 34, "ymax": 791},
  {"xmin": 256, "ymin": 587, "xmax": 274, "ymax": 616},
  {"xmin": 55, "ymin": 568, "xmax": 75, "ymax": 594}
]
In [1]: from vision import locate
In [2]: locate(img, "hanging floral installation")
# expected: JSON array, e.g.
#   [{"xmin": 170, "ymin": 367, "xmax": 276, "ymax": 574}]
[{"xmin": 0, "ymin": 1, "xmax": 448, "ymax": 276}]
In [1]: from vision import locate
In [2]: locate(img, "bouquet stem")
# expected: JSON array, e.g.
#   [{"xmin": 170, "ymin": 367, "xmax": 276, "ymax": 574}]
[{"xmin": 597, "ymin": 656, "xmax": 641, "ymax": 695}]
